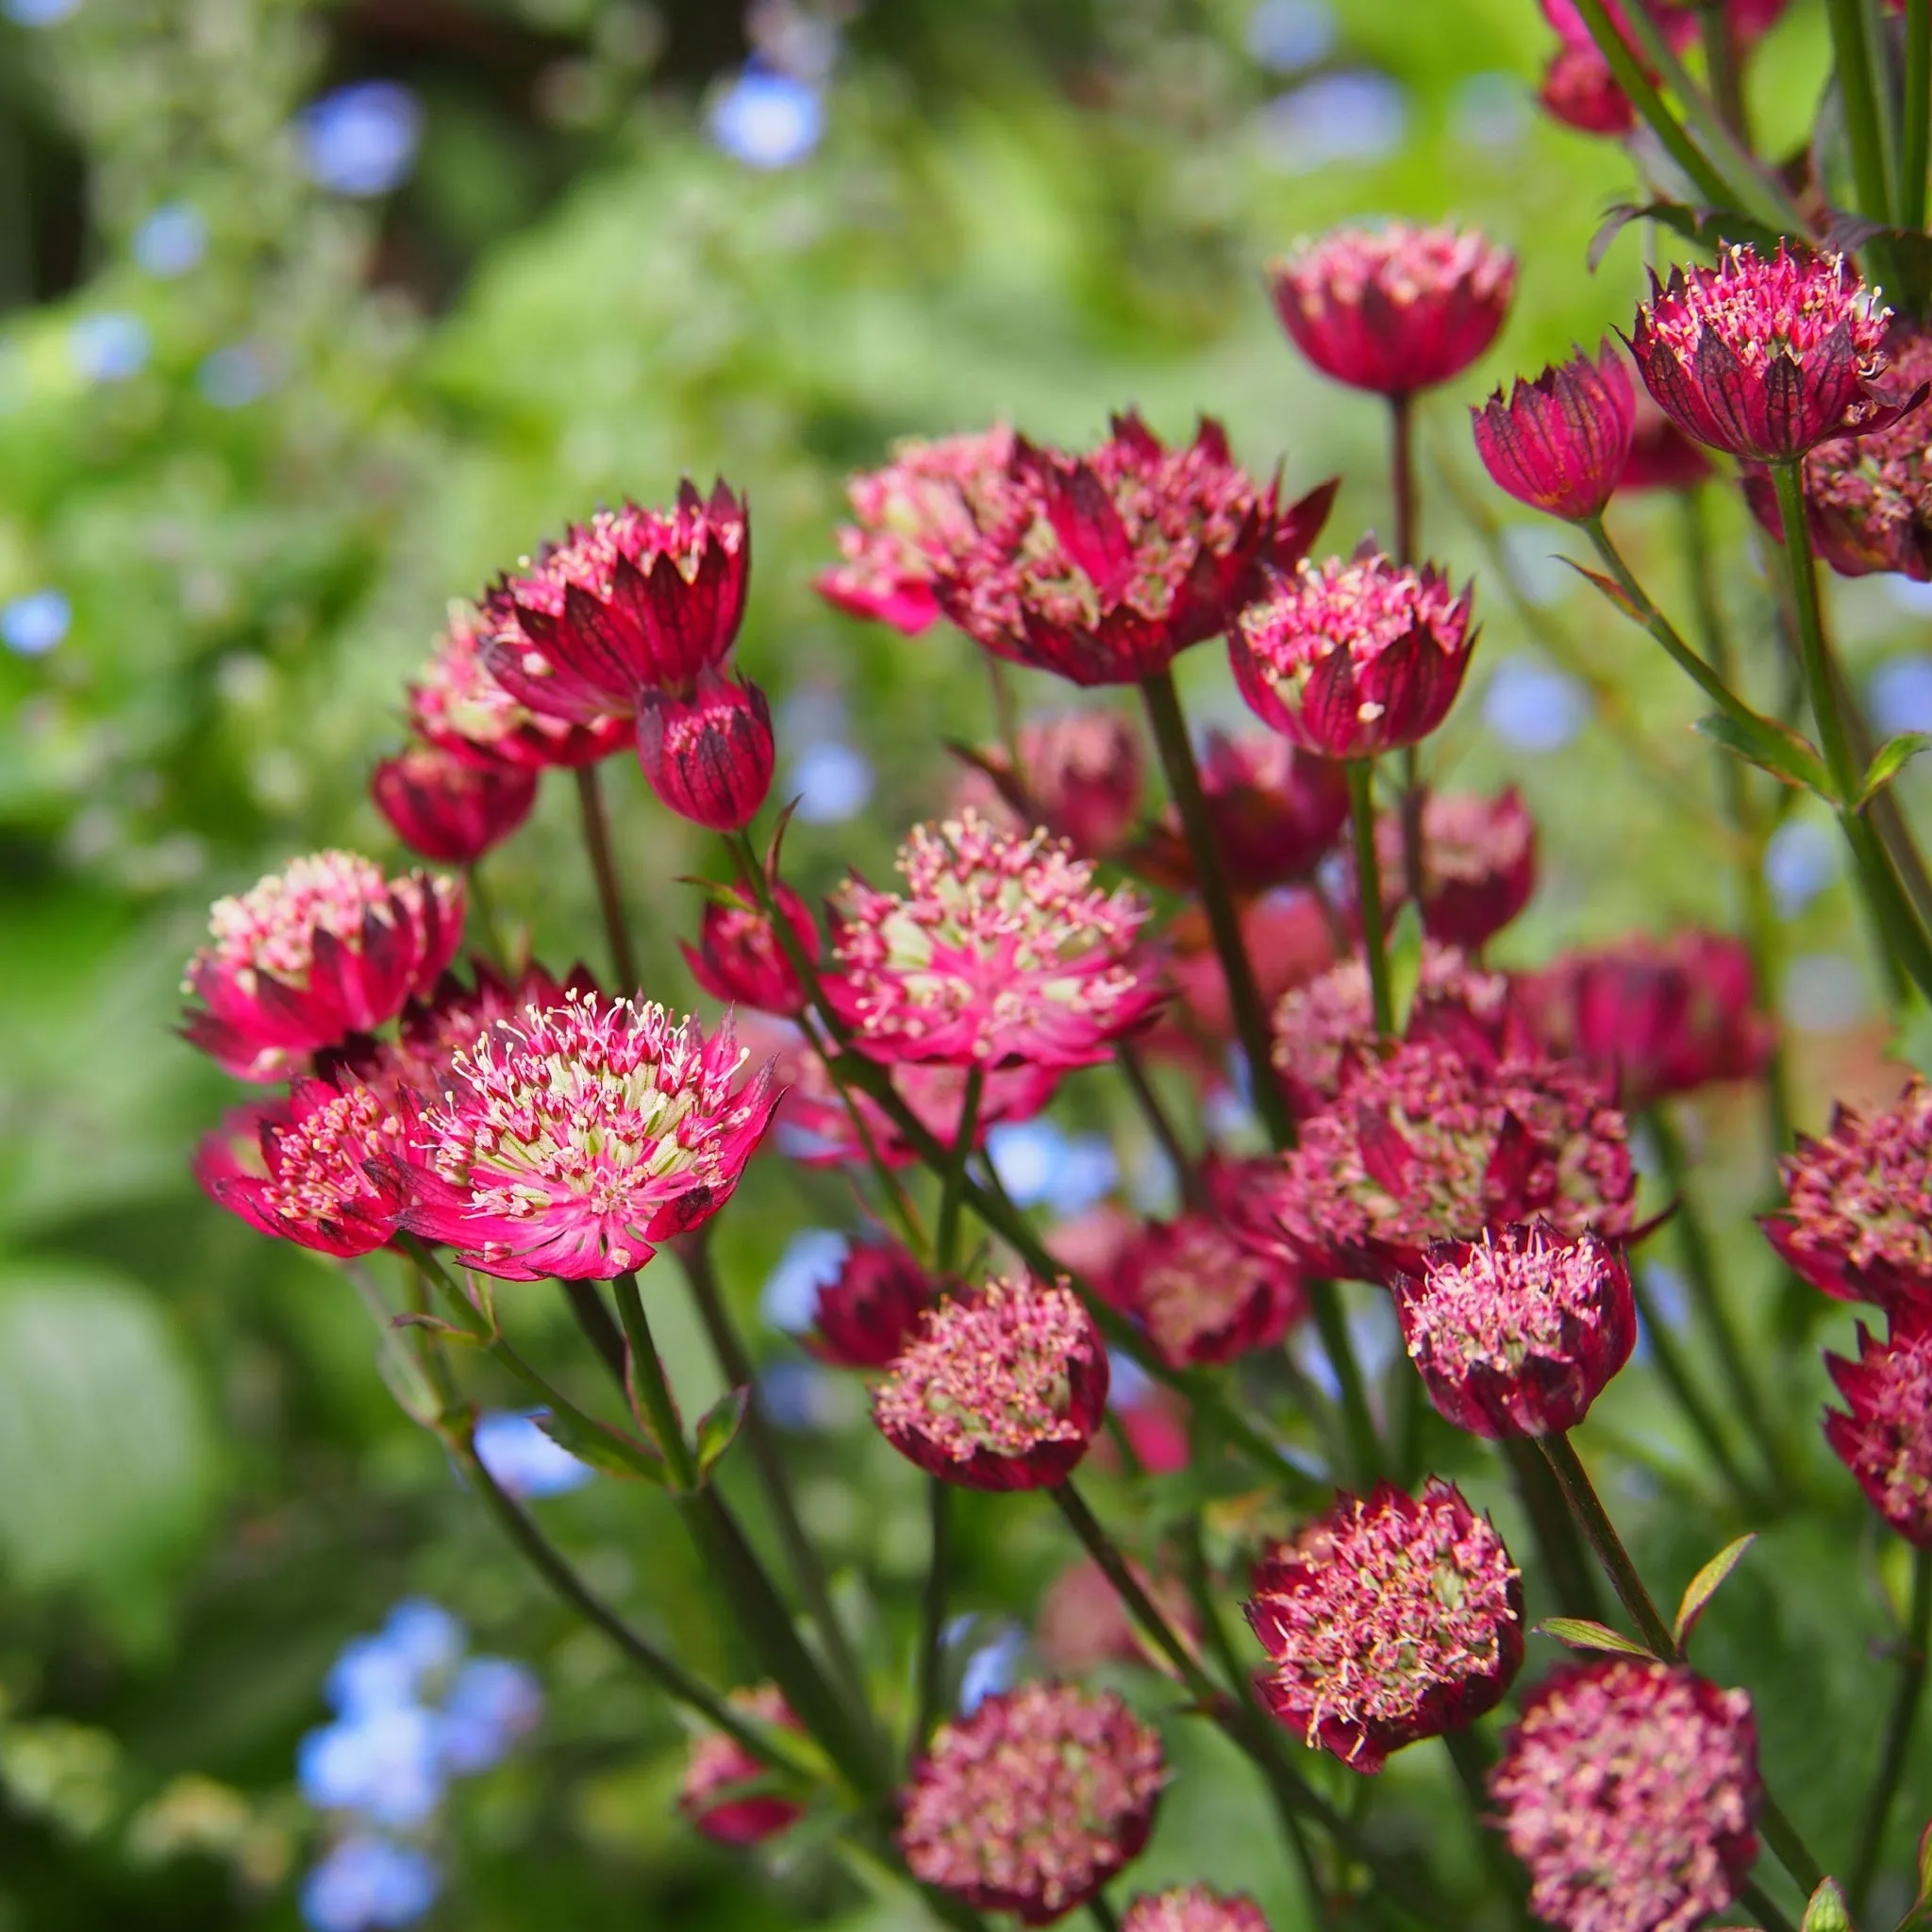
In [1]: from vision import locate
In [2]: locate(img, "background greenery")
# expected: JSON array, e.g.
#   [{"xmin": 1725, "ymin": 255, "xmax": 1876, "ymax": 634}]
[{"xmin": 1, "ymin": 0, "xmax": 1927, "ymax": 1925}]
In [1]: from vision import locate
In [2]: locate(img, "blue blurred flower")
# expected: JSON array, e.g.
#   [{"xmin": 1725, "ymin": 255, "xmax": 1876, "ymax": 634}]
[
  {"xmin": 1870, "ymin": 655, "xmax": 1932, "ymax": 737},
  {"xmin": 1257, "ymin": 71, "xmax": 1407, "ymax": 173},
  {"xmin": 1763, "ymin": 818, "xmax": 1839, "ymax": 919},
  {"xmin": 132, "ymin": 202, "xmax": 208, "ymax": 277},
  {"xmin": 197, "ymin": 341, "xmax": 278, "ymax": 408},
  {"xmin": 436, "ymin": 1657, "xmax": 543, "ymax": 1774},
  {"xmin": 298, "ymin": 81, "xmax": 424, "ymax": 198},
  {"xmin": 68, "ymin": 311, "xmax": 149, "ymax": 383},
  {"xmin": 301, "ymin": 1835, "xmax": 440, "ymax": 1932},
  {"xmin": 759, "ymin": 1357, "xmax": 842, "ymax": 1432},
  {"xmin": 1782, "ymin": 953, "xmax": 1869, "ymax": 1034},
  {"xmin": 957, "ymin": 1623, "xmax": 1026, "ymax": 1715},
  {"xmin": 325, "ymin": 1600, "xmax": 464, "ymax": 1716},
  {"xmin": 1886, "ymin": 575, "xmax": 1932, "ymax": 615},
  {"xmin": 984, "ymin": 1121, "xmax": 1117, "ymax": 1216},
  {"xmin": 1452, "ymin": 72, "xmax": 1532, "ymax": 151},
  {"xmin": 789, "ymin": 740, "xmax": 873, "ymax": 823},
  {"xmin": 2, "ymin": 590, "xmax": 70, "ymax": 657},
  {"xmin": 760, "ymin": 1227, "xmax": 850, "ymax": 1333},
  {"xmin": 708, "ymin": 61, "xmax": 824, "ymax": 170},
  {"xmin": 1500, "ymin": 525, "xmax": 1572, "ymax": 608},
  {"xmin": 1107, "ymin": 1349, "xmax": 1153, "ymax": 1407},
  {"xmin": 4, "ymin": 0, "xmax": 79, "ymax": 25},
  {"xmin": 1244, "ymin": 0, "xmax": 1335, "ymax": 72},
  {"xmin": 1483, "ymin": 655, "xmax": 1589, "ymax": 753},
  {"xmin": 473, "ymin": 1409, "xmax": 593, "ymax": 1499},
  {"xmin": 298, "ymin": 1704, "xmax": 445, "ymax": 1828}
]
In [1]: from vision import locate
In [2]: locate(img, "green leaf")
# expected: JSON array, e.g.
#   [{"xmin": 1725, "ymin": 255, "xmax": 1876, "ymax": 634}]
[
  {"xmin": 1539, "ymin": 1617, "xmax": 1656, "ymax": 1657},
  {"xmin": 1673, "ymin": 1532, "xmax": 1757, "ymax": 1648},
  {"xmin": 1800, "ymin": 1879, "xmax": 1851, "ymax": 1932},
  {"xmin": 1589, "ymin": 199, "xmax": 1783, "ymax": 273},
  {"xmin": 1558, "ymin": 556, "xmax": 1642, "ymax": 624},
  {"xmin": 1858, "ymin": 732, "xmax": 1932, "ymax": 810},
  {"xmin": 391, "ymin": 1311, "xmax": 488, "ymax": 1348},
  {"xmin": 532, "ymin": 1407, "xmax": 666, "ymax": 1485},
  {"xmin": 1693, "ymin": 710, "xmax": 1832, "ymax": 795},
  {"xmin": 1386, "ymin": 900, "xmax": 1424, "ymax": 1038},
  {"xmin": 695, "ymin": 1386, "xmax": 751, "ymax": 1479}
]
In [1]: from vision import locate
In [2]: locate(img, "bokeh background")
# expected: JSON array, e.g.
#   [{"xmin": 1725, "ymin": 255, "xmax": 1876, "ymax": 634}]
[{"xmin": 3, "ymin": 0, "xmax": 1929, "ymax": 1926}]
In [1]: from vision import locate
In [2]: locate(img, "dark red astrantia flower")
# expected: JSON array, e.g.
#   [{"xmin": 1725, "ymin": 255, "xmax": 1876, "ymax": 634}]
[
  {"xmin": 677, "ymin": 1686, "xmax": 804, "ymax": 1847},
  {"xmin": 371, "ymin": 743, "xmax": 539, "ymax": 867},
  {"xmin": 635, "ymin": 669, "xmax": 774, "ymax": 831},
  {"xmin": 1824, "ymin": 1307, "xmax": 1932, "ymax": 1546},
  {"xmin": 1103, "ymin": 1209, "xmax": 1307, "ymax": 1368},
  {"xmin": 1374, "ymin": 789, "xmax": 1538, "ymax": 952},
  {"xmin": 805, "ymin": 1241, "xmax": 938, "ymax": 1370},
  {"xmin": 1122, "ymin": 1890, "xmax": 1270, "ymax": 1932},
  {"xmin": 1473, "ymin": 341, "xmax": 1636, "ymax": 523},
  {"xmin": 964, "ymin": 709, "xmax": 1145, "ymax": 859},
  {"xmin": 1539, "ymin": 42, "xmax": 1637, "ymax": 136},
  {"xmin": 680, "ymin": 881, "xmax": 818, "ymax": 1017}
]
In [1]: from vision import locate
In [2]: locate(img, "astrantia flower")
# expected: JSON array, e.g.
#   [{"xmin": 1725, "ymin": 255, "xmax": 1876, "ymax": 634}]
[
  {"xmin": 873, "ymin": 1276, "xmax": 1108, "ymax": 1490},
  {"xmin": 182, "ymin": 851, "xmax": 465, "ymax": 1081},
  {"xmin": 680, "ymin": 882, "xmax": 818, "ymax": 1017},
  {"xmin": 1473, "ymin": 342, "xmax": 1636, "ymax": 523},
  {"xmin": 827, "ymin": 810, "xmax": 1163, "ymax": 1070},
  {"xmin": 1491, "ymin": 1660, "xmax": 1759, "ymax": 1932},
  {"xmin": 392, "ymin": 991, "xmax": 778, "ymax": 1280},
  {"xmin": 1743, "ymin": 326, "xmax": 1932, "ymax": 578},
  {"xmin": 1035, "ymin": 1557, "xmax": 1199, "ymax": 1677},
  {"xmin": 1268, "ymin": 225, "xmax": 1517, "ymax": 398},
  {"xmin": 932, "ymin": 413, "xmax": 1334, "ymax": 688},
  {"xmin": 1628, "ymin": 244, "xmax": 1918, "ymax": 463},
  {"xmin": 635, "ymin": 669, "xmax": 774, "ymax": 830},
  {"xmin": 1245, "ymin": 1478, "xmax": 1524, "ymax": 1774},
  {"xmin": 1122, "ymin": 1889, "xmax": 1270, "ymax": 1932},
  {"xmin": 678, "ymin": 1686, "xmax": 803, "ymax": 1847},
  {"xmin": 1250, "ymin": 1040, "xmax": 1635, "ymax": 1282},
  {"xmin": 408, "ymin": 607, "xmax": 628, "ymax": 772},
  {"xmin": 966, "ymin": 710, "xmax": 1145, "ymax": 859},
  {"xmin": 805, "ymin": 1240, "xmax": 937, "ymax": 1369},
  {"xmin": 898, "ymin": 1682, "xmax": 1165, "ymax": 1924},
  {"xmin": 1374, "ymin": 789, "xmax": 1537, "ymax": 952},
  {"xmin": 1766, "ymin": 1081, "xmax": 1932, "ymax": 1310},
  {"xmin": 194, "ymin": 1075, "xmax": 412, "ymax": 1257},
  {"xmin": 1104, "ymin": 1210, "xmax": 1307, "ymax": 1368},
  {"xmin": 1270, "ymin": 942, "xmax": 1510, "ymax": 1116},
  {"xmin": 1393, "ymin": 1221, "xmax": 1636, "ymax": 1438},
  {"xmin": 371, "ymin": 743, "xmax": 538, "ymax": 866},
  {"xmin": 1824, "ymin": 1307, "xmax": 1932, "ymax": 1544},
  {"xmin": 479, "ymin": 482, "xmax": 749, "ymax": 721},
  {"xmin": 817, "ymin": 426, "xmax": 1023, "ymax": 635},
  {"xmin": 1539, "ymin": 43, "xmax": 1636, "ymax": 137},
  {"xmin": 1524, "ymin": 930, "xmax": 1772, "ymax": 1109},
  {"xmin": 1231, "ymin": 552, "xmax": 1477, "ymax": 762}
]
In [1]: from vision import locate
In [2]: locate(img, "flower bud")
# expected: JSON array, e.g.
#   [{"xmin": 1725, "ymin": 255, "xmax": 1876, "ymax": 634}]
[
  {"xmin": 1473, "ymin": 342, "xmax": 1635, "ymax": 523},
  {"xmin": 635, "ymin": 670, "xmax": 774, "ymax": 832},
  {"xmin": 371, "ymin": 744, "xmax": 538, "ymax": 866}
]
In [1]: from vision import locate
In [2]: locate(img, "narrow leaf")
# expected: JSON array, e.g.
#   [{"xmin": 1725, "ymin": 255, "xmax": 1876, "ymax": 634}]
[
  {"xmin": 1858, "ymin": 732, "xmax": 1932, "ymax": 810},
  {"xmin": 1693, "ymin": 710, "xmax": 1832, "ymax": 794},
  {"xmin": 1800, "ymin": 1879, "xmax": 1851, "ymax": 1932},
  {"xmin": 1558, "ymin": 555, "xmax": 1643, "ymax": 623},
  {"xmin": 534, "ymin": 1407, "xmax": 667, "ymax": 1485},
  {"xmin": 1673, "ymin": 1532, "xmax": 1757, "ymax": 1647},
  {"xmin": 1386, "ymin": 901, "xmax": 1424, "ymax": 1038},
  {"xmin": 695, "ymin": 1386, "xmax": 752, "ymax": 1479},
  {"xmin": 1539, "ymin": 1617, "xmax": 1656, "ymax": 1658},
  {"xmin": 391, "ymin": 1311, "xmax": 488, "ymax": 1348}
]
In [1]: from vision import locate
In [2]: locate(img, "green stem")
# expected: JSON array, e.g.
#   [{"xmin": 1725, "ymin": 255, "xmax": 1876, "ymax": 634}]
[
  {"xmin": 1501, "ymin": 1437, "xmax": 1608, "ymax": 1624},
  {"xmin": 1906, "ymin": 0, "xmax": 1931, "ymax": 238},
  {"xmin": 465, "ymin": 861, "xmax": 509, "ymax": 971},
  {"xmin": 1740, "ymin": 1880, "xmax": 1801, "ymax": 1932},
  {"xmin": 938, "ymin": 1068, "xmax": 984, "ymax": 1274},
  {"xmin": 1826, "ymin": 0, "xmax": 1898, "ymax": 227},
  {"xmin": 1441, "ymin": 1727, "xmax": 1525, "ymax": 1916},
  {"xmin": 1116, "ymin": 1042, "xmax": 1205, "ymax": 1211},
  {"xmin": 574, "ymin": 763, "xmax": 639, "ymax": 991},
  {"xmin": 1850, "ymin": 1543, "xmax": 1932, "ymax": 1914},
  {"xmin": 1139, "ymin": 668, "xmax": 1295, "ymax": 1150},
  {"xmin": 1697, "ymin": 2, "xmax": 1750, "ymax": 142},
  {"xmin": 1087, "ymin": 1898, "xmax": 1122, "ymax": 1932},
  {"xmin": 558, "ymin": 1277, "xmax": 628, "ymax": 1386},
  {"xmin": 911, "ymin": 1478, "xmax": 953, "ymax": 1762},
  {"xmin": 1345, "ymin": 759, "xmax": 1394, "ymax": 1040},
  {"xmin": 1627, "ymin": 1269, "xmax": 1765, "ymax": 1515},
  {"xmin": 1311, "ymin": 1284, "xmax": 1385, "ymax": 1485},
  {"xmin": 613, "ymin": 1272, "xmax": 699, "ymax": 1488}
]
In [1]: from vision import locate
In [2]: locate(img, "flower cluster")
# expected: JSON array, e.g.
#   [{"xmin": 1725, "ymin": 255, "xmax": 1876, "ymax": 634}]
[
  {"xmin": 1122, "ymin": 1890, "xmax": 1271, "ymax": 1932},
  {"xmin": 1374, "ymin": 789, "xmax": 1538, "ymax": 952},
  {"xmin": 1102, "ymin": 1209, "xmax": 1307, "ymax": 1368},
  {"xmin": 1824, "ymin": 1308, "xmax": 1932, "ymax": 1546}
]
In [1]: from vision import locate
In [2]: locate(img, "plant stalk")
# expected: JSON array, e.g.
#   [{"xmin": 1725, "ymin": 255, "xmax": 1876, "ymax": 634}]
[
  {"xmin": 911, "ymin": 1478, "xmax": 953, "ymax": 1762},
  {"xmin": 1849, "ymin": 1543, "xmax": 1932, "ymax": 1913},
  {"xmin": 574, "ymin": 762, "xmax": 639, "ymax": 991},
  {"xmin": 1345, "ymin": 759, "xmax": 1394, "ymax": 1040}
]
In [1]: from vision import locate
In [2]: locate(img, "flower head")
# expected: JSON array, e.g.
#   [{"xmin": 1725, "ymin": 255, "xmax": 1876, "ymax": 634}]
[
  {"xmin": 1539, "ymin": 44, "xmax": 1636, "ymax": 137},
  {"xmin": 182, "ymin": 851, "xmax": 464, "ymax": 1081},
  {"xmin": 1374, "ymin": 789, "xmax": 1537, "ymax": 951},
  {"xmin": 1491, "ymin": 1660, "xmax": 1759, "ymax": 1932},
  {"xmin": 1765, "ymin": 1081, "xmax": 1932, "ymax": 1311},
  {"xmin": 678, "ymin": 1687, "xmax": 803, "ymax": 1847},
  {"xmin": 1122, "ymin": 1889, "xmax": 1271, "ymax": 1932},
  {"xmin": 818, "ymin": 426, "xmax": 1024, "ymax": 634},
  {"xmin": 1474, "ymin": 342, "xmax": 1636, "ymax": 523},
  {"xmin": 966, "ymin": 710, "xmax": 1145, "ymax": 859},
  {"xmin": 1232, "ymin": 552, "xmax": 1477, "ymax": 761},
  {"xmin": 1104, "ymin": 1210, "xmax": 1307, "ymax": 1368},
  {"xmin": 194, "ymin": 1075, "xmax": 413, "ymax": 1257},
  {"xmin": 1825, "ymin": 1307, "xmax": 1932, "ymax": 1544},
  {"xmin": 371, "ymin": 743, "xmax": 538, "ymax": 866},
  {"xmin": 1393, "ymin": 1221, "xmax": 1636, "ymax": 1438},
  {"xmin": 391, "ymin": 990, "xmax": 778, "ymax": 1280},
  {"xmin": 1245, "ymin": 1478, "xmax": 1524, "ymax": 1773},
  {"xmin": 635, "ymin": 669, "xmax": 774, "ymax": 830},
  {"xmin": 681, "ymin": 881, "xmax": 818, "ymax": 1017},
  {"xmin": 806, "ymin": 1241, "xmax": 938, "ymax": 1369},
  {"xmin": 933, "ymin": 413, "xmax": 1332, "ymax": 688},
  {"xmin": 408, "ymin": 606, "xmax": 627, "ymax": 772},
  {"xmin": 828, "ymin": 810, "xmax": 1162, "ymax": 1070},
  {"xmin": 1035, "ymin": 1557, "xmax": 1199, "ymax": 1677},
  {"xmin": 873, "ymin": 1276, "xmax": 1108, "ymax": 1490},
  {"xmin": 1268, "ymin": 224, "xmax": 1517, "ymax": 398},
  {"xmin": 1628, "ymin": 244, "xmax": 1917, "ymax": 462},
  {"xmin": 1250, "ymin": 1040, "xmax": 1635, "ymax": 1282},
  {"xmin": 898, "ymin": 1682, "xmax": 1165, "ymax": 1924},
  {"xmin": 479, "ymin": 482, "xmax": 750, "ymax": 721}
]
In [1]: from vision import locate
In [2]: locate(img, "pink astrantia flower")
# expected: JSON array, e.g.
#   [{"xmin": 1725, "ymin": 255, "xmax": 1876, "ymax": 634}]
[
  {"xmin": 1539, "ymin": 43, "xmax": 1637, "ymax": 137},
  {"xmin": 1269, "ymin": 941, "xmax": 1510, "ymax": 1117},
  {"xmin": 963, "ymin": 710, "xmax": 1146, "ymax": 859},
  {"xmin": 634, "ymin": 669, "xmax": 774, "ymax": 830},
  {"xmin": 479, "ymin": 482, "xmax": 750, "ymax": 722},
  {"xmin": 408, "ymin": 607, "xmax": 629, "ymax": 772},
  {"xmin": 182, "ymin": 851, "xmax": 465, "ymax": 1082},
  {"xmin": 1268, "ymin": 225, "xmax": 1517, "ymax": 398},
  {"xmin": 1103, "ymin": 1210, "xmax": 1307, "ymax": 1368},
  {"xmin": 1824, "ymin": 1307, "xmax": 1932, "ymax": 1545},
  {"xmin": 1374, "ymin": 789, "xmax": 1537, "ymax": 952},
  {"xmin": 680, "ymin": 882, "xmax": 818, "ymax": 1017},
  {"xmin": 932, "ymin": 412, "xmax": 1335, "ymax": 688},
  {"xmin": 1764, "ymin": 1081, "xmax": 1932, "ymax": 1312},
  {"xmin": 678, "ymin": 1686, "xmax": 803, "ymax": 1847},
  {"xmin": 1618, "ymin": 392, "xmax": 1716, "ymax": 492},
  {"xmin": 1473, "ymin": 342, "xmax": 1636, "ymax": 523},
  {"xmin": 194, "ymin": 1075, "xmax": 414, "ymax": 1257},
  {"xmin": 805, "ymin": 1241, "xmax": 938, "ymax": 1370},
  {"xmin": 371, "ymin": 743, "xmax": 539, "ymax": 867},
  {"xmin": 1245, "ymin": 1039, "xmax": 1635, "ymax": 1283},
  {"xmin": 1627, "ymin": 244, "xmax": 1920, "ymax": 463},
  {"xmin": 817, "ymin": 425, "xmax": 1024, "ymax": 634},
  {"xmin": 391, "ymin": 990, "xmax": 777, "ymax": 1280},
  {"xmin": 1491, "ymin": 1660, "xmax": 1759, "ymax": 1932},
  {"xmin": 1245, "ymin": 1478, "xmax": 1524, "ymax": 1774},
  {"xmin": 1393, "ymin": 1221, "xmax": 1637, "ymax": 1439},
  {"xmin": 1122, "ymin": 1889, "xmax": 1271, "ymax": 1932},
  {"xmin": 898, "ymin": 1682, "xmax": 1165, "ymax": 1924},
  {"xmin": 1231, "ymin": 552, "xmax": 1477, "ymax": 762},
  {"xmin": 873, "ymin": 1276, "xmax": 1108, "ymax": 1491},
  {"xmin": 827, "ymin": 810, "xmax": 1163, "ymax": 1070}
]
